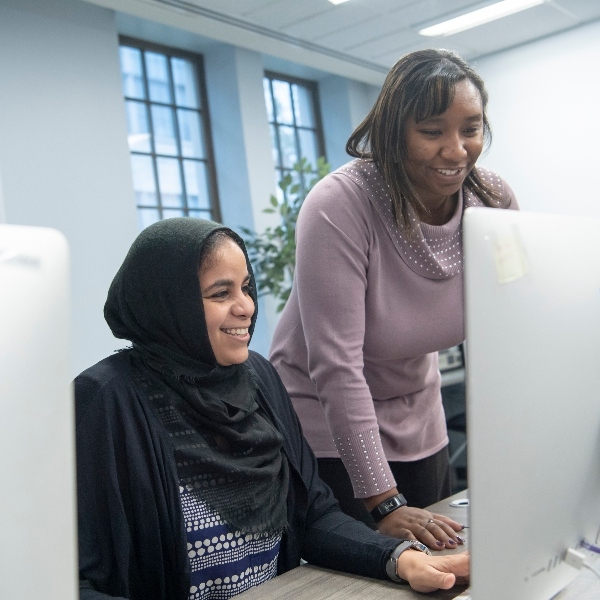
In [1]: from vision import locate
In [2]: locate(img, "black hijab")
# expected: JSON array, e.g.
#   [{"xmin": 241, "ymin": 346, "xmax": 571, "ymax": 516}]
[{"xmin": 104, "ymin": 218, "xmax": 289, "ymax": 534}]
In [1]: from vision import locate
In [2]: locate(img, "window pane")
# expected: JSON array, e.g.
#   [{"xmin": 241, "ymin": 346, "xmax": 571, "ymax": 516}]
[
  {"xmin": 138, "ymin": 208, "xmax": 161, "ymax": 230},
  {"xmin": 289, "ymin": 168, "xmax": 303, "ymax": 199},
  {"xmin": 298, "ymin": 129, "xmax": 318, "ymax": 167},
  {"xmin": 171, "ymin": 58, "xmax": 200, "ymax": 108},
  {"xmin": 272, "ymin": 80, "xmax": 293, "ymax": 125},
  {"xmin": 163, "ymin": 208, "xmax": 186, "ymax": 219},
  {"xmin": 125, "ymin": 101, "xmax": 151, "ymax": 152},
  {"xmin": 156, "ymin": 157, "xmax": 183, "ymax": 208},
  {"xmin": 189, "ymin": 209, "xmax": 213, "ymax": 220},
  {"xmin": 183, "ymin": 160, "xmax": 211, "ymax": 210},
  {"xmin": 263, "ymin": 78, "xmax": 274, "ymax": 122},
  {"xmin": 151, "ymin": 105, "xmax": 178, "ymax": 155},
  {"xmin": 278, "ymin": 125, "xmax": 298, "ymax": 169},
  {"xmin": 130, "ymin": 155, "xmax": 157, "ymax": 206},
  {"xmin": 264, "ymin": 74, "xmax": 325, "ymax": 193},
  {"xmin": 119, "ymin": 46, "xmax": 145, "ymax": 99},
  {"xmin": 145, "ymin": 51, "xmax": 172, "ymax": 103},
  {"xmin": 178, "ymin": 109, "xmax": 205, "ymax": 159},
  {"xmin": 268, "ymin": 124, "xmax": 280, "ymax": 167},
  {"xmin": 274, "ymin": 170, "xmax": 285, "ymax": 203},
  {"xmin": 292, "ymin": 84, "xmax": 315, "ymax": 127}
]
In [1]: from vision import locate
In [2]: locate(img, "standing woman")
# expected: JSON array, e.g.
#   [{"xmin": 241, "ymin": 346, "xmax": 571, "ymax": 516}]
[
  {"xmin": 76, "ymin": 218, "xmax": 468, "ymax": 600},
  {"xmin": 270, "ymin": 49, "xmax": 518, "ymax": 548}
]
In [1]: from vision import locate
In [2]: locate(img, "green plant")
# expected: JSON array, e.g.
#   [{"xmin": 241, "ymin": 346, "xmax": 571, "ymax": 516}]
[{"xmin": 241, "ymin": 156, "xmax": 330, "ymax": 312}]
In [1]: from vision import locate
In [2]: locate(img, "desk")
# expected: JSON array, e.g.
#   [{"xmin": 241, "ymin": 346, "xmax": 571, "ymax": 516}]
[{"xmin": 236, "ymin": 491, "xmax": 600, "ymax": 600}]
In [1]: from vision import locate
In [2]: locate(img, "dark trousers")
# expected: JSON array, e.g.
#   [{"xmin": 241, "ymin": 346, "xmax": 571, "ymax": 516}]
[{"xmin": 317, "ymin": 446, "xmax": 451, "ymax": 528}]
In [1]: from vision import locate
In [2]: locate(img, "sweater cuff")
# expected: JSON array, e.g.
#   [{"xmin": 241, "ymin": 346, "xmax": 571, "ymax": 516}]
[{"xmin": 334, "ymin": 427, "xmax": 396, "ymax": 498}]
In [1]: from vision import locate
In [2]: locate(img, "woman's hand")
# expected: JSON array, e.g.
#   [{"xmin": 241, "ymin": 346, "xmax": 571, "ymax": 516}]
[
  {"xmin": 364, "ymin": 489, "xmax": 465, "ymax": 550},
  {"xmin": 396, "ymin": 549, "xmax": 470, "ymax": 592},
  {"xmin": 377, "ymin": 506, "xmax": 465, "ymax": 550}
]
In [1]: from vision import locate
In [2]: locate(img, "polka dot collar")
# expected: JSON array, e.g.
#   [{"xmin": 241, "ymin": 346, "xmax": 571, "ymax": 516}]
[{"xmin": 337, "ymin": 159, "xmax": 484, "ymax": 280}]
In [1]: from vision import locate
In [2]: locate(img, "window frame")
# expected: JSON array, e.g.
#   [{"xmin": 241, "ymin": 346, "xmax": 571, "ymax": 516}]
[
  {"xmin": 263, "ymin": 71, "xmax": 326, "ymax": 193},
  {"xmin": 119, "ymin": 36, "xmax": 221, "ymax": 226}
]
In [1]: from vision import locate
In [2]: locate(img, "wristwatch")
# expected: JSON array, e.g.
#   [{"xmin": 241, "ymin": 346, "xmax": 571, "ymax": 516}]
[
  {"xmin": 369, "ymin": 493, "xmax": 407, "ymax": 523},
  {"xmin": 386, "ymin": 540, "xmax": 431, "ymax": 583}
]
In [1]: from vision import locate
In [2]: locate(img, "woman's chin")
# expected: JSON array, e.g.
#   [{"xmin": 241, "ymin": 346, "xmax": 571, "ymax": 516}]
[{"xmin": 215, "ymin": 347, "xmax": 250, "ymax": 367}]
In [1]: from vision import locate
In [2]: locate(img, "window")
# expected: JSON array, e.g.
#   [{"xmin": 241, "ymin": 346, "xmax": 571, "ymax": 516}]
[
  {"xmin": 263, "ymin": 72, "xmax": 325, "ymax": 200},
  {"xmin": 119, "ymin": 38, "xmax": 220, "ymax": 229}
]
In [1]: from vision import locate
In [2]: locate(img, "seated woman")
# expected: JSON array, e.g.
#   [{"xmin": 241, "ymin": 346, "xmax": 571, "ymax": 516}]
[{"xmin": 76, "ymin": 218, "xmax": 468, "ymax": 600}]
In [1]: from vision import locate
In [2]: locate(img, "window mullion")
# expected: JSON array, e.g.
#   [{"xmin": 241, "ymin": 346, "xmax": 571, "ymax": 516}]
[
  {"xmin": 139, "ymin": 50, "xmax": 163, "ymax": 220},
  {"xmin": 289, "ymin": 83, "xmax": 305, "ymax": 193},
  {"xmin": 166, "ymin": 57, "xmax": 188, "ymax": 215}
]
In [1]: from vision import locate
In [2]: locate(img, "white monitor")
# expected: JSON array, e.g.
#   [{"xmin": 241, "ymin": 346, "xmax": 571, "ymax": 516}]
[
  {"xmin": 0, "ymin": 224, "xmax": 77, "ymax": 599},
  {"xmin": 463, "ymin": 207, "xmax": 600, "ymax": 600}
]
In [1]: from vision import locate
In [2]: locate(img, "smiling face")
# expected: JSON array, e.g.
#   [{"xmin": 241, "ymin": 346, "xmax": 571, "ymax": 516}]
[
  {"xmin": 199, "ymin": 238, "xmax": 255, "ymax": 366},
  {"xmin": 404, "ymin": 78, "xmax": 484, "ymax": 221}
]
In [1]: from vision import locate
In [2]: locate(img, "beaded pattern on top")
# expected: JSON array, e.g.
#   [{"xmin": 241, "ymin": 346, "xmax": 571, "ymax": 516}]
[
  {"xmin": 336, "ymin": 426, "xmax": 395, "ymax": 498},
  {"xmin": 337, "ymin": 159, "xmax": 505, "ymax": 281},
  {"xmin": 181, "ymin": 486, "xmax": 281, "ymax": 600},
  {"xmin": 329, "ymin": 160, "xmax": 507, "ymax": 497}
]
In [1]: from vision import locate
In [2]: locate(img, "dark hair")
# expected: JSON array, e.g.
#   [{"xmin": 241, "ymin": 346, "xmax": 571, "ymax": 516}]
[
  {"xmin": 346, "ymin": 48, "xmax": 507, "ymax": 230},
  {"xmin": 198, "ymin": 230, "xmax": 242, "ymax": 275}
]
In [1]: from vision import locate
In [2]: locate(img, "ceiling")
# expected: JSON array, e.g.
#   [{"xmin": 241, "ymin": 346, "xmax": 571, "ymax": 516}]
[{"xmin": 88, "ymin": 0, "xmax": 600, "ymax": 84}]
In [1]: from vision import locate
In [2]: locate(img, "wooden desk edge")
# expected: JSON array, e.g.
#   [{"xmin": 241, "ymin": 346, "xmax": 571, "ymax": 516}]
[{"xmin": 235, "ymin": 491, "xmax": 470, "ymax": 599}]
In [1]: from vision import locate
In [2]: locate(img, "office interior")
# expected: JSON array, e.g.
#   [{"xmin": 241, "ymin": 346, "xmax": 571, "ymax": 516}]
[
  {"xmin": 1, "ymin": 0, "xmax": 599, "ymax": 379},
  {"xmin": 2, "ymin": 1, "xmax": 600, "ymax": 598}
]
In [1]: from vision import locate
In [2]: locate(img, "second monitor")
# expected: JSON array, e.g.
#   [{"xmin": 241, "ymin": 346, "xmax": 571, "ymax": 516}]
[{"xmin": 463, "ymin": 207, "xmax": 600, "ymax": 600}]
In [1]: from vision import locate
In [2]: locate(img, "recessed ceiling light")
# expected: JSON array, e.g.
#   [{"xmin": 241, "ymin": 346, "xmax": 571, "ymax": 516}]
[
  {"xmin": 419, "ymin": 0, "xmax": 546, "ymax": 37},
  {"xmin": 328, "ymin": 0, "xmax": 350, "ymax": 5}
]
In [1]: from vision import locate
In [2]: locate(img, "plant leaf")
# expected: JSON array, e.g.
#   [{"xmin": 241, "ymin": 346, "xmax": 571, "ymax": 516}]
[{"xmin": 240, "ymin": 156, "xmax": 330, "ymax": 312}]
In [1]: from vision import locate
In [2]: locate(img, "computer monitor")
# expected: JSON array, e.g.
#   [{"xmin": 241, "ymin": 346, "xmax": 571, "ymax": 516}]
[
  {"xmin": 463, "ymin": 207, "xmax": 600, "ymax": 600},
  {"xmin": 0, "ymin": 224, "xmax": 77, "ymax": 599}
]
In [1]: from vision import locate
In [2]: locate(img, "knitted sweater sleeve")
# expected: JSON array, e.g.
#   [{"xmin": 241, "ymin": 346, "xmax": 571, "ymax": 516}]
[{"xmin": 293, "ymin": 174, "xmax": 396, "ymax": 498}]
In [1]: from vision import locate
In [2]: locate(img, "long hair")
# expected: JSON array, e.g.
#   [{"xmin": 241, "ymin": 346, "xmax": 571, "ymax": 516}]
[{"xmin": 347, "ymin": 49, "xmax": 507, "ymax": 230}]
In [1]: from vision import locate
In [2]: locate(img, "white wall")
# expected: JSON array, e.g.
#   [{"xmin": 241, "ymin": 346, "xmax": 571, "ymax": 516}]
[
  {"xmin": 0, "ymin": 0, "xmax": 138, "ymax": 376},
  {"xmin": 319, "ymin": 75, "xmax": 380, "ymax": 170},
  {"xmin": 477, "ymin": 19, "xmax": 600, "ymax": 218},
  {"xmin": 203, "ymin": 44, "xmax": 276, "ymax": 353},
  {"xmin": 0, "ymin": 164, "xmax": 6, "ymax": 224}
]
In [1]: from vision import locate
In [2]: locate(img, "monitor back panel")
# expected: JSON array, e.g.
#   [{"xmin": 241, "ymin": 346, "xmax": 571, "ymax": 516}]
[
  {"xmin": 464, "ymin": 208, "xmax": 600, "ymax": 600},
  {"xmin": 0, "ymin": 224, "xmax": 77, "ymax": 600}
]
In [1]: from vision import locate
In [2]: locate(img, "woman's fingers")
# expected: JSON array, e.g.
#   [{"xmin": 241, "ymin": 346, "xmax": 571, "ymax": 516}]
[
  {"xmin": 430, "ymin": 511, "xmax": 465, "ymax": 531},
  {"xmin": 410, "ymin": 571, "xmax": 456, "ymax": 593},
  {"xmin": 397, "ymin": 550, "xmax": 470, "ymax": 593},
  {"xmin": 435, "ymin": 552, "xmax": 470, "ymax": 578},
  {"xmin": 376, "ymin": 507, "xmax": 465, "ymax": 550},
  {"xmin": 427, "ymin": 518, "xmax": 466, "ymax": 545},
  {"xmin": 420, "ymin": 520, "xmax": 462, "ymax": 549}
]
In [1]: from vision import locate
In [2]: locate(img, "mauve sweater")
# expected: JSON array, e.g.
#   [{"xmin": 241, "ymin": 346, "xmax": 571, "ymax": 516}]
[{"xmin": 270, "ymin": 159, "xmax": 518, "ymax": 499}]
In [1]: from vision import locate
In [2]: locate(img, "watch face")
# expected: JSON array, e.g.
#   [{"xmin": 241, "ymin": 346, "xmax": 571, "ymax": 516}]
[
  {"xmin": 410, "ymin": 541, "xmax": 431, "ymax": 555},
  {"xmin": 383, "ymin": 498, "xmax": 397, "ymax": 510}
]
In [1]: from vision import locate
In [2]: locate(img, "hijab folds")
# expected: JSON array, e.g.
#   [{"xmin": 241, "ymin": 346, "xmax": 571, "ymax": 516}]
[{"xmin": 104, "ymin": 218, "xmax": 289, "ymax": 534}]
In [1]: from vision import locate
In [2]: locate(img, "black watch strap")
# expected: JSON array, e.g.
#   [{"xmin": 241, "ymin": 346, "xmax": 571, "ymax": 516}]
[{"xmin": 369, "ymin": 493, "xmax": 407, "ymax": 523}]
